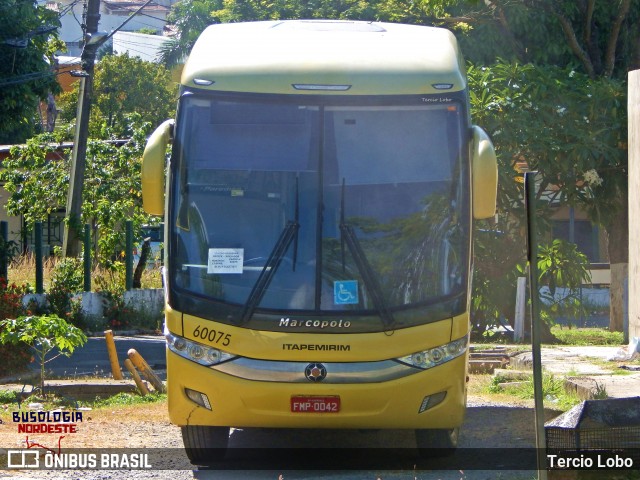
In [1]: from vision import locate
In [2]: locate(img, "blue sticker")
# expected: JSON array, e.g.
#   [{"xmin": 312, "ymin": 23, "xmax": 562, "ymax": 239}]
[{"xmin": 334, "ymin": 280, "xmax": 359, "ymax": 305}]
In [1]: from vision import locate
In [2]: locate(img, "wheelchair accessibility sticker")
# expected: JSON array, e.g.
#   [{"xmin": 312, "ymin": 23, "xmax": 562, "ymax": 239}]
[{"xmin": 334, "ymin": 280, "xmax": 359, "ymax": 305}]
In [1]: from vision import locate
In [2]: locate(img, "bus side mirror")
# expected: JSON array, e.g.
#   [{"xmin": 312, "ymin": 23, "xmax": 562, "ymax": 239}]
[
  {"xmin": 142, "ymin": 119, "xmax": 174, "ymax": 216},
  {"xmin": 471, "ymin": 125, "xmax": 498, "ymax": 220}
]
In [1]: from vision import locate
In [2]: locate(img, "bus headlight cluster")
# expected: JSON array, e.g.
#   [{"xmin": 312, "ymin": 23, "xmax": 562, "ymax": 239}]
[
  {"xmin": 165, "ymin": 329, "xmax": 236, "ymax": 366},
  {"xmin": 396, "ymin": 336, "xmax": 468, "ymax": 370}
]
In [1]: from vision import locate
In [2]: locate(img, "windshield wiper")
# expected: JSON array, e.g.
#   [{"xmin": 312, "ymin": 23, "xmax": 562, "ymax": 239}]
[
  {"xmin": 339, "ymin": 179, "xmax": 396, "ymax": 331},
  {"xmin": 239, "ymin": 177, "xmax": 299, "ymax": 324}
]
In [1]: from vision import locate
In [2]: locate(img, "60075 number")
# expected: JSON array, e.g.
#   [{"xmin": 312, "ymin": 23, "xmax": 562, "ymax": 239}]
[{"xmin": 192, "ymin": 325, "xmax": 231, "ymax": 346}]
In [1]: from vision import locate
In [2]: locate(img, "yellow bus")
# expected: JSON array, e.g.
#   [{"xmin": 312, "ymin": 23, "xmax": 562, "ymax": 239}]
[{"xmin": 142, "ymin": 20, "xmax": 497, "ymax": 463}]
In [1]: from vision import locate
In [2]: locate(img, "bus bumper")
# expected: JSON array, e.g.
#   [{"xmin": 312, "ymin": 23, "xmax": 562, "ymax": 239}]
[{"xmin": 167, "ymin": 350, "xmax": 467, "ymax": 429}]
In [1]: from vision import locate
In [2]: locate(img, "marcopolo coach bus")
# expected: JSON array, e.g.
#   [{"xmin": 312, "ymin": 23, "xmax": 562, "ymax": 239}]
[{"xmin": 141, "ymin": 20, "xmax": 497, "ymax": 462}]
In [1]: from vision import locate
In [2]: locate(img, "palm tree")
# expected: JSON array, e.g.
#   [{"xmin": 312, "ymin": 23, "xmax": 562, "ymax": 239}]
[{"xmin": 159, "ymin": 0, "xmax": 221, "ymax": 68}]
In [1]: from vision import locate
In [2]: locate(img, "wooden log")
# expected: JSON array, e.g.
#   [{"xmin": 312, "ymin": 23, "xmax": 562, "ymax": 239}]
[
  {"xmin": 127, "ymin": 348, "xmax": 165, "ymax": 393},
  {"xmin": 124, "ymin": 358, "xmax": 150, "ymax": 395},
  {"xmin": 104, "ymin": 330, "xmax": 123, "ymax": 380}
]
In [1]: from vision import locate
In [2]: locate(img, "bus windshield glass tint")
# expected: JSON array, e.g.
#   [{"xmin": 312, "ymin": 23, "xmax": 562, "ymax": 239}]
[{"xmin": 171, "ymin": 96, "xmax": 468, "ymax": 318}]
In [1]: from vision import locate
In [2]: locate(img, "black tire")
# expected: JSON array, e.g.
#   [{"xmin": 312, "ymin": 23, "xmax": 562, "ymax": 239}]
[
  {"xmin": 415, "ymin": 428, "xmax": 459, "ymax": 458},
  {"xmin": 181, "ymin": 425, "xmax": 230, "ymax": 465}
]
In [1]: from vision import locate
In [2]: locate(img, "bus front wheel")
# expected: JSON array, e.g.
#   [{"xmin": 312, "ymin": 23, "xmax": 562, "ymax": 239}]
[
  {"xmin": 415, "ymin": 428, "xmax": 458, "ymax": 458},
  {"xmin": 181, "ymin": 425, "xmax": 230, "ymax": 464}
]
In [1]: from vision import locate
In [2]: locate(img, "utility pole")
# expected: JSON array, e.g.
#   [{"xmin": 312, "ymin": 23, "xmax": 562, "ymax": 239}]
[
  {"xmin": 63, "ymin": 0, "xmax": 101, "ymax": 257},
  {"xmin": 62, "ymin": 0, "xmax": 154, "ymax": 257}
]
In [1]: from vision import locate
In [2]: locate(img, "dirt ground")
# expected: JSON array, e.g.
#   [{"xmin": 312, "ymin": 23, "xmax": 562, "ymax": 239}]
[
  {"xmin": 1, "ymin": 376, "xmax": 543, "ymax": 449},
  {"xmin": 0, "ymin": 376, "xmax": 566, "ymax": 479}
]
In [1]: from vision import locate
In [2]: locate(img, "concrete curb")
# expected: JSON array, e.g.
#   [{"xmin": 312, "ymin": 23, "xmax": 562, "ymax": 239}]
[{"xmin": 3, "ymin": 379, "xmax": 144, "ymax": 400}]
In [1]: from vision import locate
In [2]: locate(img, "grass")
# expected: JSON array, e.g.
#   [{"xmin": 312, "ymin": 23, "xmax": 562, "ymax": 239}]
[
  {"xmin": 0, "ymin": 388, "xmax": 18, "ymax": 404},
  {"xmin": 4, "ymin": 254, "xmax": 165, "ymax": 331},
  {"xmin": 486, "ymin": 371, "xmax": 605, "ymax": 411},
  {"xmin": 7, "ymin": 254, "xmax": 163, "ymax": 292},
  {"xmin": 89, "ymin": 392, "xmax": 167, "ymax": 408},
  {"xmin": 0, "ymin": 390, "xmax": 167, "ymax": 411},
  {"xmin": 474, "ymin": 324, "xmax": 627, "ymax": 410},
  {"xmin": 550, "ymin": 325, "xmax": 625, "ymax": 346}
]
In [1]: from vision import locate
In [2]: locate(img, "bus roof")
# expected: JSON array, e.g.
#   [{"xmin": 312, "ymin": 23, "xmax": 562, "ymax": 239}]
[{"xmin": 181, "ymin": 20, "xmax": 467, "ymax": 95}]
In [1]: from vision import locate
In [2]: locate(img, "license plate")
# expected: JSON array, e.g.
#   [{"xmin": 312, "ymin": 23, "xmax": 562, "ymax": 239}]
[{"xmin": 291, "ymin": 395, "xmax": 340, "ymax": 413}]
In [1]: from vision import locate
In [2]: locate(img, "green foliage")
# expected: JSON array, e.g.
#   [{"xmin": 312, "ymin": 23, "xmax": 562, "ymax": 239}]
[
  {"xmin": 0, "ymin": 314, "xmax": 87, "ymax": 391},
  {"xmin": 0, "ymin": 277, "xmax": 29, "ymax": 321},
  {"xmin": 467, "ymin": 61, "xmax": 626, "ymax": 212},
  {"xmin": 83, "ymin": 125, "xmax": 155, "ymax": 262},
  {"xmin": 489, "ymin": 372, "xmax": 584, "ymax": 411},
  {"xmin": 58, "ymin": 53, "xmax": 177, "ymax": 139},
  {"xmin": 0, "ymin": 124, "xmax": 159, "ymax": 266},
  {"xmin": 47, "ymin": 258, "xmax": 84, "ymax": 327},
  {"xmin": 0, "ymin": 389, "xmax": 17, "ymax": 404},
  {"xmin": 137, "ymin": 27, "xmax": 158, "ymax": 35},
  {"xmin": 160, "ymin": 0, "xmax": 639, "ymax": 78},
  {"xmin": 551, "ymin": 326, "xmax": 625, "ymax": 346},
  {"xmin": 536, "ymin": 239, "xmax": 592, "ymax": 326},
  {"xmin": 90, "ymin": 392, "xmax": 166, "ymax": 408},
  {"xmin": 93, "ymin": 263, "xmax": 163, "ymax": 330},
  {"xmin": 158, "ymin": 0, "xmax": 440, "ymax": 67},
  {"xmin": 159, "ymin": 0, "xmax": 222, "ymax": 67},
  {"xmin": 468, "ymin": 60, "xmax": 625, "ymax": 335},
  {"xmin": 1, "ymin": 390, "xmax": 167, "ymax": 409},
  {"xmin": 0, "ymin": 236, "xmax": 20, "ymax": 275},
  {"xmin": 0, "ymin": 0, "xmax": 63, "ymax": 143},
  {"xmin": 0, "ymin": 278, "xmax": 31, "ymax": 376},
  {"xmin": 0, "ymin": 133, "xmax": 68, "ymax": 230},
  {"xmin": 211, "ymin": 0, "xmax": 383, "ymax": 22},
  {"xmin": 95, "ymin": 262, "xmax": 129, "ymax": 329}
]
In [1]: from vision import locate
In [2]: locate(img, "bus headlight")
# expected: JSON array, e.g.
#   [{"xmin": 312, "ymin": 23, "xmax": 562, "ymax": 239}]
[
  {"xmin": 165, "ymin": 329, "xmax": 236, "ymax": 366},
  {"xmin": 396, "ymin": 336, "xmax": 468, "ymax": 370}
]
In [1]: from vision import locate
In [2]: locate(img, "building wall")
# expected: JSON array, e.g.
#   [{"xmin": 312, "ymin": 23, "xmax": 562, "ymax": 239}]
[
  {"xmin": 41, "ymin": 0, "xmax": 170, "ymax": 56},
  {"xmin": 112, "ymin": 31, "xmax": 171, "ymax": 62}
]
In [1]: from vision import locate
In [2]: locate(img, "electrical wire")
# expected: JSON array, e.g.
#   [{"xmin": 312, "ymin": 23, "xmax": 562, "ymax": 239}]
[
  {"xmin": 0, "ymin": 59, "xmax": 81, "ymax": 88},
  {"xmin": 1, "ymin": 0, "xmax": 169, "ymax": 88}
]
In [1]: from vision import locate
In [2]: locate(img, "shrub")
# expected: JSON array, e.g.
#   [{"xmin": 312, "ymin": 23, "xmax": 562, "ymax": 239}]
[
  {"xmin": 0, "ymin": 314, "xmax": 87, "ymax": 391},
  {"xmin": 95, "ymin": 262, "xmax": 130, "ymax": 329},
  {"xmin": 0, "ymin": 277, "xmax": 32, "ymax": 377},
  {"xmin": 47, "ymin": 258, "xmax": 85, "ymax": 328}
]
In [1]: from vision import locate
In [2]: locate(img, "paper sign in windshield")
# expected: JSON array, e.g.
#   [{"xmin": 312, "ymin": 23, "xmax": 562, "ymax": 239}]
[{"xmin": 208, "ymin": 248, "xmax": 244, "ymax": 274}]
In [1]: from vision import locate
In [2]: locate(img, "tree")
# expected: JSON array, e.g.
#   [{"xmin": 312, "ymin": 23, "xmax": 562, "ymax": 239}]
[
  {"xmin": 382, "ymin": 0, "xmax": 635, "ymax": 332},
  {"xmin": 369, "ymin": 0, "xmax": 640, "ymax": 78},
  {"xmin": 159, "ymin": 0, "xmax": 224, "ymax": 68},
  {"xmin": 467, "ymin": 60, "xmax": 626, "ymax": 334},
  {"xmin": 0, "ymin": 0, "xmax": 63, "ymax": 143},
  {"xmin": 537, "ymin": 239, "xmax": 592, "ymax": 327},
  {"xmin": 158, "ymin": 0, "xmax": 391, "ymax": 67},
  {"xmin": 482, "ymin": 1, "xmax": 640, "ymax": 79},
  {"xmin": 0, "ymin": 314, "xmax": 87, "ymax": 392},
  {"xmin": 58, "ymin": 53, "xmax": 177, "ymax": 139},
  {"xmin": 0, "ymin": 121, "xmax": 158, "ymax": 265}
]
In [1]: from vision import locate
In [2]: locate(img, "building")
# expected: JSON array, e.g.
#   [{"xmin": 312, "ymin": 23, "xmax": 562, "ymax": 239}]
[
  {"xmin": 112, "ymin": 30, "xmax": 171, "ymax": 62},
  {"xmin": 42, "ymin": 0, "xmax": 173, "ymax": 56}
]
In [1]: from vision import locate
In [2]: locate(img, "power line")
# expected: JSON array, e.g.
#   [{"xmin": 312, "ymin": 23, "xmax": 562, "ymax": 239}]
[
  {"xmin": 0, "ymin": 57, "xmax": 81, "ymax": 88},
  {"xmin": 57, "ymin": 0, "xmax": 84, "ymax": 18}
]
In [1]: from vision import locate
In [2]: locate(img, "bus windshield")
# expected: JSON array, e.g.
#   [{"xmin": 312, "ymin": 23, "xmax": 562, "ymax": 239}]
[{"xmin": 171, "ymin": 93, "xmax": 469, "ymax": 328}]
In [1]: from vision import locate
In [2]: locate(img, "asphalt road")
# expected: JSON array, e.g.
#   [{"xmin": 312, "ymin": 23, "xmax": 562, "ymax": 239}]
[{"xmin": 41, "ymin": 334, "xmax": 166, "ymax": 378}]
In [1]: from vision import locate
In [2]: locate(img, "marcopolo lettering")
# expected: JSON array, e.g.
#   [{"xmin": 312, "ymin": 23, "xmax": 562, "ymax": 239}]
[{"xmin": 279, "ymin": 318, "xmax": 351, "ymax": 329}]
